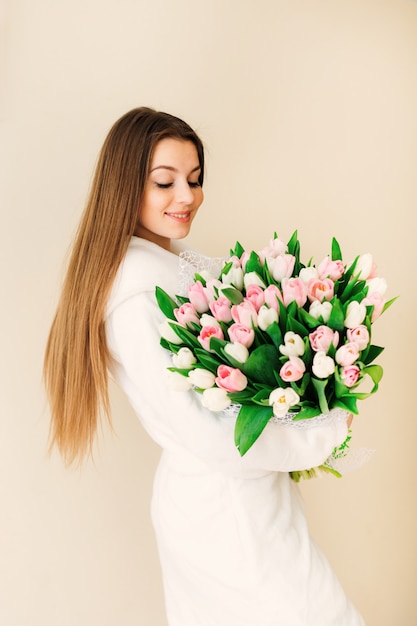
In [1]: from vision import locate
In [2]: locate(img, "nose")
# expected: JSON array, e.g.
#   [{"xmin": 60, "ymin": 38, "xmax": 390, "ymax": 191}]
[{"xmin": 175, "ymin": 179, "xmax": 194, "ymax": 205}]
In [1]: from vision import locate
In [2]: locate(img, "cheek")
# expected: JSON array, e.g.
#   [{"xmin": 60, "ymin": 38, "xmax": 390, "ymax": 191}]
[{"xmin": 194, "ymin": 188, "xmax": 204, "ymax": 209}]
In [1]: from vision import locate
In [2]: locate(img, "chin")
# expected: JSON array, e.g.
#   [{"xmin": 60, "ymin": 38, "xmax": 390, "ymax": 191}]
[{"xmin": 170, "ymin": 225, "xmax": 193, "ymax": 240}]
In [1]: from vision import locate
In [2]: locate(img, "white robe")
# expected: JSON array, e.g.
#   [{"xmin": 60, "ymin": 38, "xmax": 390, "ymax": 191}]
[{"xmin": 105, "ymin": 237, "xmax": 365, "ymax": 626}]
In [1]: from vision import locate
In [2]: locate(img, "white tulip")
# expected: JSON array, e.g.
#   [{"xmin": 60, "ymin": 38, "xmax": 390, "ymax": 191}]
[
  {"xmin": 355, "ymin": 253, "xmax": 374, "ymax": 280},
  {"xmin": 201, "ymin": 387, "xmax": 231, "ymax": 412},
  {"xmin": 267, "ymin": 254, "xmax": 295, "ymax": 282},
  {"xmin": 158, "ymin": 319, "xmax": 183, "ymax": 344},
  {"xmin": 243, "ymin": 272, "xmax": 266, "ymax": 289},
  {"xmin": 257, "ymin": 305, "xmax": 279, "ymax": 331},
  {"xmin": 172, "ymin": 347, "xmax": 197, "ymax": 369},
  {"xmin": 309, "ymin": 301, "xmax": 332, "ymax": 323},
  {"xmin": 279, "ymin": 331, "xmax": 305, "ymax": 357},
  {"xmin": 224, "ymin": 342, "xmax": 250, "ymax": 364},
  {"xmin": 222, "ymin": 266, "xmax": 244, "ymax": 290},
  {"xmin": 344, "ymin": 301, "xmax": 366, "ymax": 328},
  {"xmin": 166, "ymin": 371, "xmax": 193, "ymax": 391},
  {"xmin": 312, "ymin": 351, "xmax": 335, "ymax": 379},
  {"xmin": 299, "ymin": 266, "xmax": 319, "ymax": 284},
  {"xmin": 366, "ymin": 277, "xmax": 387, "ymax": 296},
  {"xmin": 188, "ymin": 368, "xmax": 216, "ymax": 389},
  {"xmin": 269, "ymin": 387, "xmax": 300, "ymax": 418},
  {"xmin": 200, "ymin": 313, "xmax": 222, "ymax": 328}
]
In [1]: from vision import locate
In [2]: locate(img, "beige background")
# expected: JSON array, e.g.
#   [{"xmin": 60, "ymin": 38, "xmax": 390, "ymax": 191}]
[{"xmin": 1, "ymin": 0, "xmax": 416, "ymax": 624}]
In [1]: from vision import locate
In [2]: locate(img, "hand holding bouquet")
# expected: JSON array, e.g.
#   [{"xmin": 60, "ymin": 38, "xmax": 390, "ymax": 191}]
[{"xmin": 156, "ymin": 231, "xmax": 395, "ymax": 478}]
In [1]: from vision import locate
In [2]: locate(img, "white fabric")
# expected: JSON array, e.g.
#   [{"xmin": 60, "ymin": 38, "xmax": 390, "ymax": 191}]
[{"xmin": 105, "ymin": 237, "xmax": 365, "ymax": 626}]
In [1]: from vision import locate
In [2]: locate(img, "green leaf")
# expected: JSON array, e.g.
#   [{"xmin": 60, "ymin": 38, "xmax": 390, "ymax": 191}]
[
  {"xmin": 362, "ymin": 344, "xmax": 384, "ymax": 365},
  {"xmin": 287, "ymin": 314, "xmax": 308, "ymax": 337},
  {"xmin": 361, "ymin": 364, "xmax": 383, "ymax": 396},
  {"xmin": 286, "ymin": 301, "xmax": 298, "ymax": 318},
  {"xmin": 167, "ymin": 367, "xmax": 191, "ymax": 377},
  {"xmin": 278, "ymin": 299, "xmax": 288, "ymax": 334},
  {"xmin": 334, "ymin": 365, "xmax": 349, "ymax": 398},
  {"xmin": 382, "ymin": 296, "xmax": 399, "ymax": 314},
  {"xmin": 311, "ymin": 378, "xmax": 330, "ymax": 414},
  {"xmin": 242, "ymin": 344, "xmax": 281, "ymax": 386},
  {"xmin": 327, "ymin": 299, "xmax": 345, "ymax": 331},
  {"xmin": 234, "ymin": 404, "xmax": 274, "ymax": 456},
  {"xmin": 170, "ymin": 323, "xmax": 200, "ymax": 350},
  {"xmin": 160, "ymin": 337, "xmax": 181, "ymax": 353},
  {"xmin": 221, "ymin": 287, "xmax": 244, "ymax": 305},
  {"xmin": 336, "ymin": 257, "xmax": 358, "ymax": 297},
  {"xmin": 209, "ymin": 336, "xmax": 228, "ymax": 356},
  {"xmin": 292, "ymin": 405, "xmax": 322, "ymax": 420},
  {"xmin": 155, "ymin": 286, "xmax": 179, "ymax": 321},
  {"xmin": 227, "ymin": 389, "xmax": 257, "ymax": 404},
  {"xmin": 298, "ymin": 308, "xmax": 322, "ymax": 329},
  {"xmin": 230, "ymin": 241, "xmax": 245, "ymax": 258},
  {"xmin": 218, "ymin": 261, "xmax": 233, "ymax": 280},
  {"xmin": 251, "ymin": 388, "xmax": 274, "ymax": 404},
  {"xmin": 194, "ymin": 273, "xmax": 207, "ymax": 287},
  {"xmin": 175, "ymin": 295, "xmax": 190, "ymax": 305},
  {"xmin": 194, "ymin": 348, "xmax": 222, "ymax": 373},
  {"xmin": 290, "ymin": 372, "xmax": 311, "ymax": 398},
  {"xmin": 263, "ymin": 260, "xmax": 277, "ymax": 288},
  {"xmin": 286, "ymin": 230, "xmax": 303, "ymax": 274},
  {"xmin": 265, "ymin": 321, "xmax": 283, "ymax": 349},
  {"xmin": 286, "ymin": 230, "xmax": 298, "ymax": 256},
  {"xmin": 245, "ymin": 250, "xmax": 264, "ymax": 276},
  {"xmin": 253, "ymin": 327, "xmax": 270, "ymax": 345},
  {"xmin": 331, "ymin": 237, "xmax": 343, "ymax": 261},
  {"xmin": 332, "ymin": 396, "xmax": 358, "ymax": 414}
]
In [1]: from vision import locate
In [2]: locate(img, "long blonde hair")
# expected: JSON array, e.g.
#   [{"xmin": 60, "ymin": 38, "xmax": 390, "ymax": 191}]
[{"xmin": 44, "ymin": 107, "xmax": 205, "ymax": 465}]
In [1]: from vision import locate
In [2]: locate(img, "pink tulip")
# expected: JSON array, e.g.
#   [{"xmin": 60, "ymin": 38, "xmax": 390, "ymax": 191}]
[
  {"xmin": 264, "ymin": 284, "xmax": 283, "ymax": 311},
  {"xmin": 341, "ymin": 365, "xmax": 360, "ymax": 388},
  {"xmin": 174, "ymin": 303, "xmax": 201, "ymax": 328},
  {"xmin": 227, "ymin": 323, "xmax": 255, "ymax": 348},
  {"xmin": 335, "ymin": 342, "xmax": 360, "ymax": 366},
  {"xmin": 307, "ymin": 278, "xmax": 334, "ymax": 303},
  {"xmin": 204, "ymin": 278, "xmax": 223, "ymax": 302},
  {"xmin": 267, "ymin": 254, "xmax": 296, "ymax": 282},
  {"xmin": 198, "ymin": 325, "xmax": 224, "ymax": 351},
  {"xmin": 281, "ymin": 278, "xmax": 308, "ymax": 308},
  {"xmin": 279, "ymin": 356, "xmax": 306, "ymax": 382},
  {"xmin": 231, "ymin": 300, "xmax": 258, "ymax": 328},
  {"xmin": 240, "ymin": 251, "xmax": 250, "ymax": 271},
  {"xmin": 244, "ymin": 285, "xmax": 265, "ymax": 312},
  {"xmin": 215, "ymin": 365, "xmax": 248, "ymax": 392},
  {"xmin": 209, "ymin": 296, "xmax": 233, "ymax": 323},
  {"xmin": 188, "ymin": 281, "xmax": 210, "ymax": 313},
  {"xmin": 346, "ymin": 325, "xmax": 370, "ymax": 350},
  {"xmin": 362, "ymin": 292, "xmax": 385, "ymax": 322},
  {"xmin": 309, "ymin": 325, "xmax": 339, "ymax": 353},
  {"xmin": 317, "ymin": 256, "xmax": 344, "ymax": 281},
  {"xmin": 229, "ymin": 255, "xmax": 243, "ymax": 268},
  {"xmin": 261, "ymin": 237, "xmax": 287, "ymax": 259}
]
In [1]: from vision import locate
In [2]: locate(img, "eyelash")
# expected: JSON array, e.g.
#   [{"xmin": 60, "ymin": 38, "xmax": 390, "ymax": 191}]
[{"xmin": 156, "ymin": 182, "xmax": 201, "ymax": 189}]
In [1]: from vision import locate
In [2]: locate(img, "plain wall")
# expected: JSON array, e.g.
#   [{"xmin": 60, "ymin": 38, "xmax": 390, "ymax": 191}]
[{"xmin": 1, "ymin": 0, "xmax": 416, "ymax": 624}]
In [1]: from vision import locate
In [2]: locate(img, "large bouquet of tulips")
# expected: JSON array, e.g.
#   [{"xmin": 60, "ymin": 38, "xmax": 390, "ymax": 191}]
[{"xmin": 156, "ymin": 231, "xmax": 395, "ymax": 476}]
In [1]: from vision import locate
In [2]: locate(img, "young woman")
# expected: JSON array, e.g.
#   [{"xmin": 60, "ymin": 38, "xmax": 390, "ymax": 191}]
[{"xmin": 44, "ymin": 107, "xmax": 365, "ymax": 625}]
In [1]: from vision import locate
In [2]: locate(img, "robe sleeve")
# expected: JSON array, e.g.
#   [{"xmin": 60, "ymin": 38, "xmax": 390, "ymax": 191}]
[{"xmin": 106, "ymin": 290, "xmax": 349, "ymax": 475}]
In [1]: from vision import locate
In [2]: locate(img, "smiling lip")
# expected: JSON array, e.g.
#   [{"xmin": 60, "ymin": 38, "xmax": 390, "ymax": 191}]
[{"xmin": 165, "ymin": 211, "xmax": 191, "ymax": 221}]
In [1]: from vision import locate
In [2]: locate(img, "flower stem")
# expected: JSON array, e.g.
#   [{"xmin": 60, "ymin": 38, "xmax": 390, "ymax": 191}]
[{"xmin": 290, "ymin": 464, "xmax": 342, "ymax": 482}]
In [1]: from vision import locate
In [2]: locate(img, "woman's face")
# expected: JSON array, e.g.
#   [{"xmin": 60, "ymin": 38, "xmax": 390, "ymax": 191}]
[{"xmin": 135, "ymin": 138, "xmax": 204, "ymax": 249}]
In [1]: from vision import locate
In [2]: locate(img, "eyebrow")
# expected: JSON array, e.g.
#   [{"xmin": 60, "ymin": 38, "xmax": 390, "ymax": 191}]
[{"xmin": 150, "ymin": 165, "xmax": 201, "ymax": 174}]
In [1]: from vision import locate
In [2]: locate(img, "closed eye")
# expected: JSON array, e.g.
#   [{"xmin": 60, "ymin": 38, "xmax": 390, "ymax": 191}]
[{"xmin": 156, "ymin": 181, "xmax": 200, "ymax": 189}]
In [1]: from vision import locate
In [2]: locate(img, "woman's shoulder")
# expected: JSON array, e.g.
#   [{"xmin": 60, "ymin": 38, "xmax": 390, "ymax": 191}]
[{"xmin": 106, "ymin": 237, "xmax": 179, "ymax": 317}]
